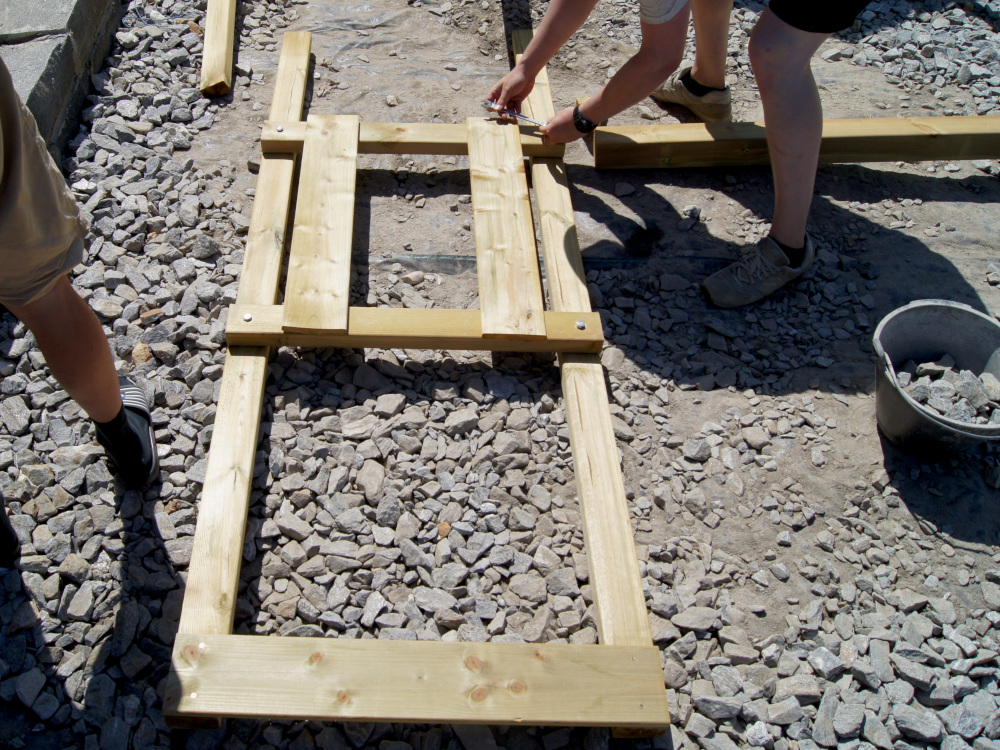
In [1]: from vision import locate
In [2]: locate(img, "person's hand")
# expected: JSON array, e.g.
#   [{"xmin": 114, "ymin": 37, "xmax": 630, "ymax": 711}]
[
  {"xmin": 538, "ymin": 106, "xmax": 584, "ymax": 145},
  {"xmin": 487, "ymin": 66, "xmax": 535, "ymax": 119}
]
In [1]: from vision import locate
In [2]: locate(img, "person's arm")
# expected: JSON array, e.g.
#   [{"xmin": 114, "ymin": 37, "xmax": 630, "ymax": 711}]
[
  {"xmin": 540, "ymin": 14, "xmax": 689, "ymax": 143},
  {"xmin": 488, "ymin": 0, "xmax": 602, "ymax": 113}
]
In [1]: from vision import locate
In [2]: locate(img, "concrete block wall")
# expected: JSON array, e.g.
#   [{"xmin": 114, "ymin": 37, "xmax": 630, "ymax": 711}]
[{"xmin": 0, "ymin": 0, "xmax": 123, "ymax": 150}]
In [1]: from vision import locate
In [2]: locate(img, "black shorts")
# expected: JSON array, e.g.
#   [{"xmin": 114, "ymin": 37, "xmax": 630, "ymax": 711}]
[{"xmin": 768, "ymin": 1, "xmax": 871, "ymax": 34}]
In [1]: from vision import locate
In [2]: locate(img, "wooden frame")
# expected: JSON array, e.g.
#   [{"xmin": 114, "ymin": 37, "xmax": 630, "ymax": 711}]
[
  {"xmin": 592, "ymin": 116, "xmax": 1000, "ymax": 169},
  {"xmin": 166, "ymin": 30, "xmax": 670, "ymax": 732}
]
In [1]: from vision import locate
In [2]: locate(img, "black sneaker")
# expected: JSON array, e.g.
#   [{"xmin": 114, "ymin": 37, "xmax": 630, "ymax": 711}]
[
  {"xmin": 0, "ymin": 499, "xmax": 19, "ymax": 568},
  {"xmin": 94, "ymin": 377, "xmax": 160, "ymax": 490}
]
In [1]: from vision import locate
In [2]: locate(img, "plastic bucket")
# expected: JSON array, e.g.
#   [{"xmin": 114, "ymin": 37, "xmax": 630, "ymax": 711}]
[{"xmin": 872, "ymin": 299, "xmax": 1000, "ymax": 456}]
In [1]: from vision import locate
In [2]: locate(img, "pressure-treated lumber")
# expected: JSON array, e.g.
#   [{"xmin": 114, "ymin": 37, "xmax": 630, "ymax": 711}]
[
  {"xmin": 200, "ymin": 0, "xmax": 237, "ymax": 96},
  {"xmin": 177, "ymin": 32, "xmax": 310, "ymax": 642},
  {"xmin": 176, "ymin": 350, "xmax": 269, "ymax": 637},
  {"xmin": 467, "ymin": 117, "xmax": 547, "ymax": 339},
  {"xmin": 165, "ymin": 635, "xmax": 669, "ymax": 727},
  {"xmin": 228, "ymin": 305, "xmax": 602, "ymax": 352},
  {"xmin": 282, "ymin": 115, "xmax": 360, "ymax": 334},
  {"xmin": 512, "ymin": 30, "xmax": 590, "ymax": 315},
  {"xmin": 561, "ymin": 355, "xmax": 653, "ymax": 646},
  {"xmin": 594, "ymin": 115, "xmax": 1000, "ymax": 169},
  {"xmin": 261, "ymin": 121, "xmax": 563, "ymax": 158},
  {"xmin": 238, "ymin": 32, "xmax": 312, "ymax": 308}
]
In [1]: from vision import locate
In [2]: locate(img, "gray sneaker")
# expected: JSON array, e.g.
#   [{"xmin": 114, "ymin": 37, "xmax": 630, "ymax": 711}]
[
  {"xmin": 651, "ymin": 66, "xmax": 732, "ymax": 123},
  {"xmin": 702, "ymin": 235, "xmax": 816, "ymax": 308}
]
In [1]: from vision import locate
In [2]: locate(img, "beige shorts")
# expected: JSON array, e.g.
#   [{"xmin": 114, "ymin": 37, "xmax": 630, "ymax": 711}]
[
  {"xmin": 0, "ymin": 56, "xmax": 86, "ymax": 308},
  {"xmin": 640, "ymin": 0, "xmax": 690, "ymax": 24}
]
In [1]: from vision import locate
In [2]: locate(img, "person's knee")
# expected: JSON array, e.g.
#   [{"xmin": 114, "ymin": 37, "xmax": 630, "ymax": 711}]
[{"xmin": 748, "ymin": 30, "xmax": 782, "ymax": 93}]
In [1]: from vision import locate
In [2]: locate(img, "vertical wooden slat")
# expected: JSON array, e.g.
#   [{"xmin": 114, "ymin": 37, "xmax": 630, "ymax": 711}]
[
  {"xmin": 512, "ymin": 29, "xmax": 653, "ymax": 649},
  {"xmin": 178, "ymin": 33, "xmax": 311, "ymax": 639},
  {"xmin": 281, "ymin": 115, "xmax": 360, "ymax": 334},
  {"xmin": 200, "ymin": 0, "xmax": 238, "ymax": 96},
  {"xmin": 238, "ymin": 31, "xmax": 313, "ymax": 308},
  {"xmin": 511, "ymin": 30, "xmax": 590, "ymax": 315},
  {"xmin": 467, "ymin": 118, "xmax": 547, "ymax": 339}
]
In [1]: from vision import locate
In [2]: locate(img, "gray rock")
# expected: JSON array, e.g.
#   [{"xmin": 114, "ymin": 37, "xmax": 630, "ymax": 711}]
[
  {"xmin": 773, "ymin": 674, "xmax": 821, "ymax": 704},
  {"xmin": 768, "ymin": 697, "xmax": 804, "ymax": 725},
  {"xmin": 941, "ymin": 704, "xmax": 986, "ymax": 740},
  {"xmin": 671, "ymin": 606, "xmax": 719, "ymax": 632},
  {"xmin": 808, "ymin": 647, "xmax": 845, "ymax": 680},
  {"xmin": 893, "ymin": 703, "xmax": 944, "ymax": 742},
  {"xmin": 813, "ymin": 688, "xmax": 841, "ymax": 747},
  {"xmin": 834, "ymin": 702, "xmax": 865, "ymax": 739},
  {"xmin": 693, "ymin": 694, "xmax": 743, "ymax": 720}
]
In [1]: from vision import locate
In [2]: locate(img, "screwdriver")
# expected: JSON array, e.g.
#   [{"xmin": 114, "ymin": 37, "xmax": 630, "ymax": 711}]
[{"xmin": 481, "ymin": 100, "xmax": 546, "ymax": 127}]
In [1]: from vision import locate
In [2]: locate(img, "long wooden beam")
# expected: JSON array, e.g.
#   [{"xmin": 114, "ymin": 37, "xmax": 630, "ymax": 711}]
[
  {"xmin": 593, "ymin": 115, "xmax": 1000, "ymax": 169},
  {"xmin": 261, "ymin": 121, "xmax": 564, "ymax": 158},
  {"xmin": 228, "ymin": 305, "xmax": 602, "ymax": 352},
  {"xmin": 177, "ymin": 32, "xmax": 310, "ymax": 643},
  {"xmin": 164, "ymin": 635, "xmax": 669, "ymax": 728},
  {"xmin": 200, "ymin": 0, "xmax": 238, "ymax": 96}
]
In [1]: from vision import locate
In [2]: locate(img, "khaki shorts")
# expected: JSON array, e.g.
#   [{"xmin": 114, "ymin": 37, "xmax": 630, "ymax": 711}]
[
  {"xmin": 0, "ymin": 56, "xmax": 86, "ymax": 308},
  {"xmin": 640, "ymin": 0, "xmax": 689, "ymax": 25}
]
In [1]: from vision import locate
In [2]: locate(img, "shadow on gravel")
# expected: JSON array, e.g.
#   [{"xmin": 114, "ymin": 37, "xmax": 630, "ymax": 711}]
[{"xmin": 0, "ymin": 473, "xmax": 185, "ymax": 748}]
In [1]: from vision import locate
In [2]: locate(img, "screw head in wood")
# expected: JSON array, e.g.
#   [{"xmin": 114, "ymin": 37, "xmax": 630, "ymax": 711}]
[
  {"xmin": 243, "ymin": 313, "xmax": 253, "ymax": 322},
  {"xmin": 276, "ymin": 124, "xmax": 284, "ymax": 132},
  {"xmin": 576, "ymin": 320, "xmax": 586, "ymax": 330}
]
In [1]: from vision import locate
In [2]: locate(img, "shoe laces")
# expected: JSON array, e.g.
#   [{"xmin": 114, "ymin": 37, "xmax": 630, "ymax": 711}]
[{"xmin": 731, "ymin": 247, "xmax": 777, "ymax": 286}]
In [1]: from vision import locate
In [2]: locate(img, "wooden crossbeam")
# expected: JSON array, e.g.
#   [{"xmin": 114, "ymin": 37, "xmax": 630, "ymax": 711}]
[
  {"xmin": 200, "ymin": 0, "xmax": 238, "ymax": 95},
  {"xmin": 165, "ymin": 635, "xmax": 669, "ymax": 728},
  {"xmin": 593, "ymin": 115, "xmax": 1000, "ymax": 169},
  {"xmin": 228, "ymin": 305, "xmax": 602, "ymax": 352},
  {"xmin": 282, "ymin": 115, "xmax": 360, "ymax": 334},
  {"xmin": 261, "ymin": 121, "xmax": 563, "ymax": 158},
  {"xmin": 468, "ymin": 118, "xmax": 547, "ymax": 339}
]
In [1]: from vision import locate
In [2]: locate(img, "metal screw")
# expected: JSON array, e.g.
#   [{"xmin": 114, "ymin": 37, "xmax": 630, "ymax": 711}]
[
  {"xmin": 276, "ymin": 124, "xmax": 284, "ymax": 132},
  {"xmin": 243, "ymin": 313, "xmax": 253, "ymax": 322},
  {"xmin": 576, "ymin": 320, "xmax": 586, "ymax": 330}
]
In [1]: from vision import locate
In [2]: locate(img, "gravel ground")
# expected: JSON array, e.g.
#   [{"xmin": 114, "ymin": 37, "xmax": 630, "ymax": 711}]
[{"xmin": 1, "ymin": 0, "xmax": 1000, "ymax": 749}]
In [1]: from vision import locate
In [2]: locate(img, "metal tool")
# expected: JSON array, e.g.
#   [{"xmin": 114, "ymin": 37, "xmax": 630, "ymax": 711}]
[{"xmin": 481, "ymin": 100, "xmax": 545, "ymax": 127}]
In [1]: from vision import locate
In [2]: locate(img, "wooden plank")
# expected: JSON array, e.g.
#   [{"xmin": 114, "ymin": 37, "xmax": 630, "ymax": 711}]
[
  {"xmin": 467, "ymin": 117, "xmax": 547, "ymax": 339},
  {"xmin": 561, "ymin": 354, "xmax": 653, "ymax": 647},
  {"xmin": 512, "ymin": 29, "xmax": 556, "ymax": 122},
  {"xmin": 178, "ymin": 34, "xmax": 311, "ymax": 639},
  {"xmin": 228, "ymin": 305, "xmax": 602, "ymax": 352},
  {"xmin": 260, "ymin": 121, "xmax": 563, "ymax": 158},
  {"xmin": 177, "ymin": 349, "xmax": 268, "ymax": 637},
  {"xmin": 282, "ymin": 115, "xmax": 360, "ymax": 334},
  {"xmin": 511, "ymin": 30, "xmax": 590, "ymax": 316},
  {"xmin": 165, "ymin": 635, "xmax": 668, "ymax": 727},
  {"xmin": 269, "ymin": 32, "xmax": 312, "ymax": 122},
  {"xmin": 594, "ymin": 116, "xmax": 1000, "ymax": 169},
  {"xmin": 200, "ymin": 0, "xmax": 238, "ymax": 95},
  {"xmin": 238, "ymin": 33, "xmax": 312, "ymax": 308}
]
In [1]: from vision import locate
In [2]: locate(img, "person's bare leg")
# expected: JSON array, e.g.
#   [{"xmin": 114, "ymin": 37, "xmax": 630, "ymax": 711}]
[
  {"xmin": 690, "ymin": 0, "xmax": 734, "ymax": 89},
  {"xmin": 7, "ymin": 275, "xmax": 122, "ymax": 422},
  {"xmin": 748, "ymin": 10, "xmax": 829, "ymax": 248}
]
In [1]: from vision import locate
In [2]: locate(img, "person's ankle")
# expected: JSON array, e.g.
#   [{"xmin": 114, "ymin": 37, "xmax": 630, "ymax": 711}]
[
  {"xmin": 681, "ymin": 70, "xmax": 727, "ymax": 96},
  {"xmin": 769, "ymin": 234, "xmax": 807, "ymax": 268}
]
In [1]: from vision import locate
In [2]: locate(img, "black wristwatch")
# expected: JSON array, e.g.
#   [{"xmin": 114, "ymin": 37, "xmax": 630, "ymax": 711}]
[{"xmin": 573, "ymin": 104, "xmax": 598, "ymax": 134}]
